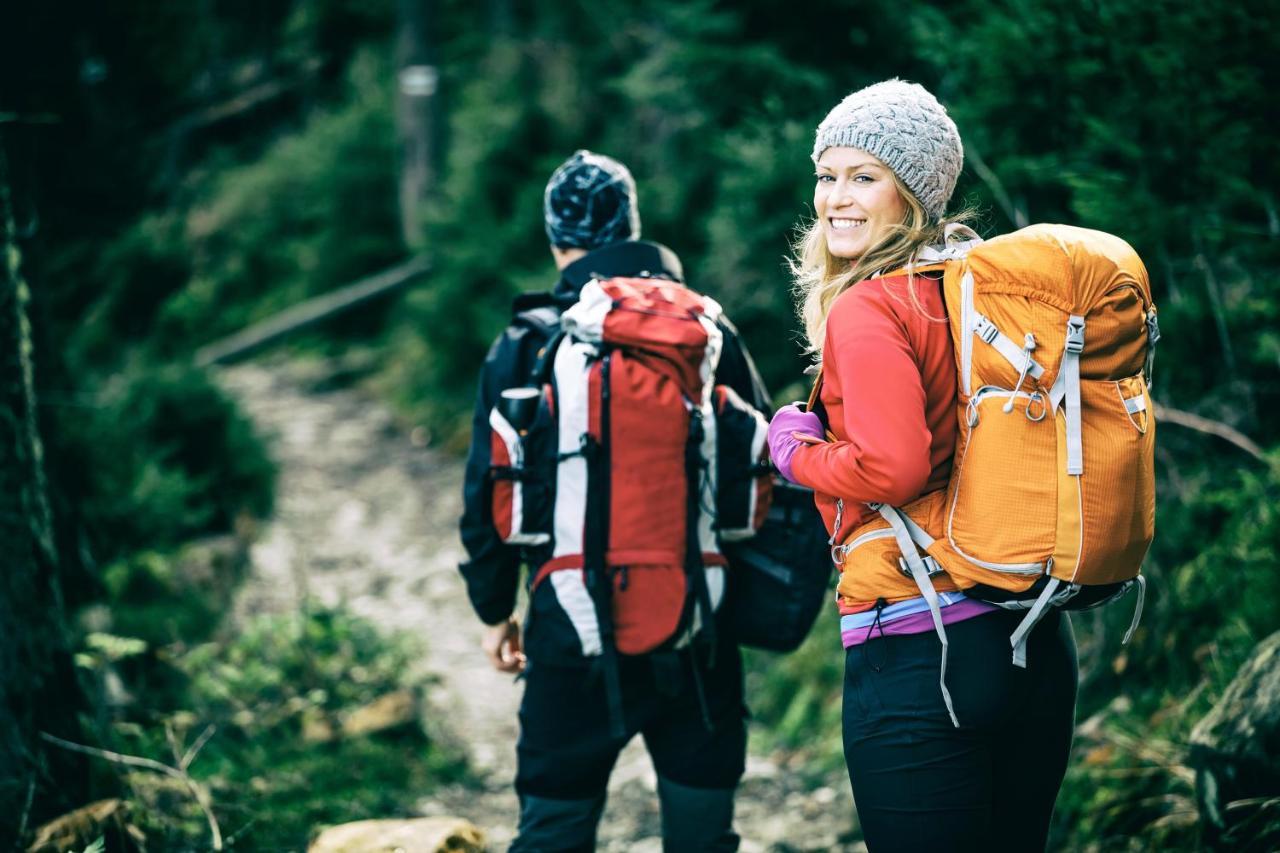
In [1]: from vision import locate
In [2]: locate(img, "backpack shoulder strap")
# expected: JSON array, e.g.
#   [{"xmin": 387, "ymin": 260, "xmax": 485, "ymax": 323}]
[
  {"xmin": 516, "ymin": 305, "xmax": 562, "ymax": 343},
  {"xmin": 505, "ymin": 292, "xmax": 565, "ymax": 385},
  {"xmin": 511, "ymin": 296, "xmax": 562, "ymax": 339},
  {"xmin": 515, "ymin": 305, "xmax": 566, "ymax": 387},
  {"xmin": 805, "ymin": 367, "xmax": 835, "ymax": 440}
]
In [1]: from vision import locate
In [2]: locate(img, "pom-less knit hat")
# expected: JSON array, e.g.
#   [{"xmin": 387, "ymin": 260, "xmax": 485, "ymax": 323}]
[
  {"xmin": 812, "ymin": 79, "xmax": 963, "ymax": 220},
  {"xmin": 544, "ymin": 150, "xmax": 641, "ymax": 250}
]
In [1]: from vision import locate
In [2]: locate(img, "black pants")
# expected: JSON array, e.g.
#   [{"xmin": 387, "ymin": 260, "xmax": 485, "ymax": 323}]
[
  {"xmin": 843, "ymin": 609, "xmax": 1078, "ymax": 853},
  {"xmin": 514, "ymin": 644, "xmax": 747, "ymax": 851}
]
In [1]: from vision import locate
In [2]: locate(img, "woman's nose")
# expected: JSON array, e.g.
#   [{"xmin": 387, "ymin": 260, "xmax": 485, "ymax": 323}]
[{"xmin": 830, "ymin": 180, "xmax": 854, "ymax": 207}]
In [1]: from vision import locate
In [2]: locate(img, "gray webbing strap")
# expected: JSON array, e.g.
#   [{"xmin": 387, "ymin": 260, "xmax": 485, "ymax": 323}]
[
  {"xmin": 1009, "ymin": 577, "xmax": 1062, "ymax": 668},
  {"xmin": 874, "ymin": 503, "xmax": 959, "ymax": 727},
  {"xmin": 900, "ymin": 511, "xmax": 936, "ymax": 550},
  {"xmin": 1063, "ymin": 316, "xmax": 1085, "ymax": 475},
  {"xmin": 1048, "ymin": 315, "xmax": 1086, "ymax": 476},
  {"xmin": 1144, "ymin": 310, "xmax": 1160, "ymax": 387},
  {"xmin": 1122, "ymin": 575, "xmax": 1147, "ymax": 645},
  {"xmin": 973, "ymin": 315, "xmax": 1046, "ymax": 381}
]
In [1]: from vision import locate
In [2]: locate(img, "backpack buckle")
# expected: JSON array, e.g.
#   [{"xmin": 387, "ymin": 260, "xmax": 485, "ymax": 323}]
[
  {"xmin": 1065, "ymin": 320, "xmax": 1086, "ymax": 353},
  {"xmin": 898, "ymin": 555, "xmax": 945, "ymax": 579},
  {"xmin": 974, "ymin": 316, "xmax": 1000, "ymax": 345}
]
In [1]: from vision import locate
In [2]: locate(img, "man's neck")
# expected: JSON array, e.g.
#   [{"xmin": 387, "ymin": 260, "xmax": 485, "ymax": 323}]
[{"xmin": 551, "ymin": 246, "xmax": 588, "ymax": 270}]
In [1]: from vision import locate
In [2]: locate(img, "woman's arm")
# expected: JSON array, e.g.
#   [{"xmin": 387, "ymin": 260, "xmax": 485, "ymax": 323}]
[{"xmin": 789, "ymin": 285, "xmax": 933, "ymax": 506}]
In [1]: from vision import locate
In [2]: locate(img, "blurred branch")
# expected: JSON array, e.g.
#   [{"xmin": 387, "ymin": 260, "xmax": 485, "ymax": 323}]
[
  {"xmin": 964, "ymin": 143, "xmax": 1027, "ymax": 229},
  {"xmin": 159, "ymin": 57, "xmax": 326, "ymax": 185},
  {"xmin": 194, "ymin": 255, "xmax": 431, "ymax": 366},
  {"xmin": 225, "ymin": 817, "xmax": 262, "ymax": 847},
  {"xmin": 1226, "ymin": 796, "xmax": 1280, "ymax": 812},
  {"xmin": 1153, "ymin": 402, "xmax": 1266, "ymax": 462},
  {"xmin": 1095, "ymin": 726, "xmax": 1196, "ymax": 787},
  {"xmin": 1191, "ymin": 232, "xmax": 1236, "ymax": 374},
  {"xmin": 0, "ymin": 113, "xmax": 59, "ymax": 125},
  {"xmin": 1263, "ymin": 194, "xmax": 1279, "ymax": 239},
  {"xmin": 17, "ymin": 780, "xmax": 34, "ymax": 846},
  {"xmin": 180, "ymin": 724, "xmax": 217, "ymax": 771},
  {"xmin": 40, "ymin": 731, "xmax": 223, "ymax": 850},
  {"xmin": 166, "ymin": 57, "xmax": 325, "ymax": 137},
  {"xmin": 1155, "ymin": 445, "xmax": 1189, "ymax": 499}
]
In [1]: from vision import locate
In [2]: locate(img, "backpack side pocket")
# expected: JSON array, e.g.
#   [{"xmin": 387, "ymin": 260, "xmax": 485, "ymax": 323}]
[
  {"xmin": 712, "ymin": 385, "xmax": 772, "ymax": 541},
  {"xmin": 490, "ymin": 386, "xmax": 555, "ymax": 546}
]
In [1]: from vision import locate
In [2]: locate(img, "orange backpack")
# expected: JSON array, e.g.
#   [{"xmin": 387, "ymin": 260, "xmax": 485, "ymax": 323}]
[{"xmin": 828, "ymin": 224, "xmax": 1158, "ymax": 719}]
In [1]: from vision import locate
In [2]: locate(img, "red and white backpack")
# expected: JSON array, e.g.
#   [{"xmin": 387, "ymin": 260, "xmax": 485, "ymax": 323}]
[{"xmin": 488, "ymin": 276, "xmax": 772, "ymax": 664}]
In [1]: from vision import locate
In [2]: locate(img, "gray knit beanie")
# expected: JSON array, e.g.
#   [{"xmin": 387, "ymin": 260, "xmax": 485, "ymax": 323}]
[
  {"xmin": 544, "ymin": 150, "xmax": 641, "ymax": 250},
  {"xmin": 812, "ymin": 79, "xmax": 963, "ymax": 220}
]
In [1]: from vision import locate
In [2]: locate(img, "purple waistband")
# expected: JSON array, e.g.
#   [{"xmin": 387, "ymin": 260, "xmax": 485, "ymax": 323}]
[{"xmin": 841, "ymin": 598, "xmax": 998, "ymax": 648}]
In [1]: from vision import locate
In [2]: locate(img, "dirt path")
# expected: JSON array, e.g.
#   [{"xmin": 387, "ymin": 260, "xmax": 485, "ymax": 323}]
[{"xmin": 218, "ymin": 357, "xmax": 862, "ymax": 852}]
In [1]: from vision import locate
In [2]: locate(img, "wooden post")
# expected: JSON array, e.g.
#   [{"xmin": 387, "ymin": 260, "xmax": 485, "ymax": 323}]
[{"xmin": 396, "ymin": 0, "xmax": 438, "ymax": 251}]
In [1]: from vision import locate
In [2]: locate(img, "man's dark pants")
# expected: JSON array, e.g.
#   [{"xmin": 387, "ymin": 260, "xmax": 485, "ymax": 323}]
[{"xmin": 511, "ymin": 643, "xmax": 746, "ymax": 852}]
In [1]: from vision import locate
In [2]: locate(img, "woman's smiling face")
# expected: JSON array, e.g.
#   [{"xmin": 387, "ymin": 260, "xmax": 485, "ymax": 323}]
[{"xmin": 814, "ymin": 147, "xmax": 907, "ymax": 260}]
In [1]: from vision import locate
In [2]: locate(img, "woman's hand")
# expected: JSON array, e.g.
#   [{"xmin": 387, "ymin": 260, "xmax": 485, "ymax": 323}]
[{"xmin": 768, "ymin": 403, "xmax": 825, "ymax": 484}]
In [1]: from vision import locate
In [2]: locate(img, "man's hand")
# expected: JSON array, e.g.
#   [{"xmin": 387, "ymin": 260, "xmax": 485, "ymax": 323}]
[{"xmin": 482, "ymin": 617, "xmax": 526, "ymax": 674}]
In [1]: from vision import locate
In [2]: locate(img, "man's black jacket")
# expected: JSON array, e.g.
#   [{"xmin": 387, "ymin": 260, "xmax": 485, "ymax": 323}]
[{"xmin": 458, "ymin": 239, "xmax": 771, "ymax": 626}]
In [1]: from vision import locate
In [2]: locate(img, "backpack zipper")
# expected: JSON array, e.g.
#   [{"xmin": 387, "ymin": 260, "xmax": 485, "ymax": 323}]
[
  {"xmin": 830, "ymin": 527, "xmax": 895, "ymax": 566},
  {"xmin": 967, "ymin": 385, "xmax": 1048, "ymax": 427}
]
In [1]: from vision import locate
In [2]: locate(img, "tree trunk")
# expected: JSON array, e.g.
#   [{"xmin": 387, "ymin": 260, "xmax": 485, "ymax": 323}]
[
  {"xmin": 395, "ymin": 0, "xmax": 438, "ymax": 251},
  {"xmin": 0, "ymin": 131, "xmax": 87, "ymax": 844}
]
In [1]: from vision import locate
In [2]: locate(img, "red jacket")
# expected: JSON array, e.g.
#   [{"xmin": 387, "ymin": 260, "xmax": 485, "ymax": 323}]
[{"xmin": 790, "ymin": 272, "xmax": 958, "ymax": 539}]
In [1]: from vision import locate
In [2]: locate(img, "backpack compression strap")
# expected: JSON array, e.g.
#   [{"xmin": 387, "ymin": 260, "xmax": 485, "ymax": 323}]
[
  {"xmin": 1047, "ymin": 315, "xmax": 1087, "ymax": 476},
  {"xmin": 684, "ymin": 407, "xmax": 718, "ymax": 732},
  {"xmin": 583, "ymin": 350, "xmax": 626, "ymax": 739},
  {"xmin": 804, "ymin": 368, "xmax": 836, "ymax": 440},
  {"xmin": 871, "ymin": 502, "xmax": 959, "ymax": 727}
]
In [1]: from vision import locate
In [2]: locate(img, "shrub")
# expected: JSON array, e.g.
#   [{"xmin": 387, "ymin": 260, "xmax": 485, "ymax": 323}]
[
  {"xmin": 64, "ymin": 363, "xmax": 275, "ymax": 564},
  {"xmin": 84, "ymin": 607, "xmax": 466, "ymax": 850}
]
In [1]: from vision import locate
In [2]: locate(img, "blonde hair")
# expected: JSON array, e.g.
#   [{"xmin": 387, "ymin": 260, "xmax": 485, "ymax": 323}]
[{"xmin": 791, "ymin": 169, "xmax": 972, "ymax": 353}]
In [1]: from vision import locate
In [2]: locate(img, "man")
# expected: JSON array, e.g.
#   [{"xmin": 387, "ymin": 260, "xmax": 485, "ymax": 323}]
[{"xmin": 459, "ymin": 150, "xmax": 770, "ymax": 851}]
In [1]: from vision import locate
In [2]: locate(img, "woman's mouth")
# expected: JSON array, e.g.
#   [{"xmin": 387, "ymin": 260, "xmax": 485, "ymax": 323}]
[{"xmin": 829, "ymin": 218, "xmax": 866, "ymax": 231}]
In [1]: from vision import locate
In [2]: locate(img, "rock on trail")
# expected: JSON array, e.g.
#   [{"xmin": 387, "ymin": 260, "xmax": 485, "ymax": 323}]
[{"xmin": 218, "ymin": 357, "xmax": 862, "ymax": 852}]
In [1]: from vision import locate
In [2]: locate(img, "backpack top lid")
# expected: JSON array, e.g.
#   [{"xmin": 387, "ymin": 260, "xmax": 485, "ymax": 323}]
[
  {"xmin": 561, "ymin": 276, "xmax": 725, "ymax": 403},
  {"xmin": 963, "ymin": 223, "xmax": 1152, "ymax": 315}
]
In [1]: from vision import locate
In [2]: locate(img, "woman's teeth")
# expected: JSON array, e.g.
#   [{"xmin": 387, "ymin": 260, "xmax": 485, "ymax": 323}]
[{"xmin": 830, "ymin": 218, "xmax": 866, "ymax": 230}]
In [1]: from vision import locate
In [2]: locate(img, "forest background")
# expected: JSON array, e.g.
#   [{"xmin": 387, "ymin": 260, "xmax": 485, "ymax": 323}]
[{"xmin": 3, "ymin": 0, "xmax": 1279, "ymax": 849}]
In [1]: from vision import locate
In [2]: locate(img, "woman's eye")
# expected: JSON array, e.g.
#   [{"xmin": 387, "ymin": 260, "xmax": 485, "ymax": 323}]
[
  {"xmin": 852, "ymin": 174, "xmax": 873, "ymax": 183},
  {"xmin": 816, "ymin": 174, "xmax": 835, "ymax": 183}
]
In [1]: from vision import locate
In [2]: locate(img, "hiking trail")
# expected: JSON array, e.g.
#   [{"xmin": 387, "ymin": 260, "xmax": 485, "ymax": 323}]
[{"xmin": 218, "ymin": 356, "xmax": 864, "ymax": 852}]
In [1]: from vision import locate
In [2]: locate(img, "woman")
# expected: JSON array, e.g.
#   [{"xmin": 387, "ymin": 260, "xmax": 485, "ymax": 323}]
[{"xmin": 767, "ymin": 80, "xmax": 1078, "ymax": 852}]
